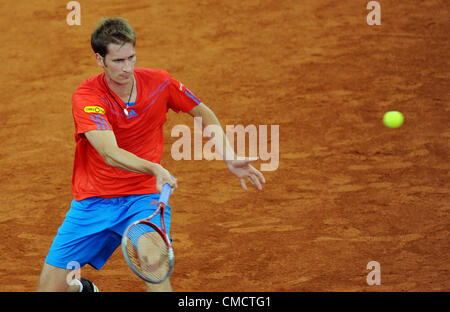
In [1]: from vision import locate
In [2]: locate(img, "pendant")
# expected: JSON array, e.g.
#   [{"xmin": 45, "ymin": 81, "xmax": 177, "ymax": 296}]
[{"xmin": 124, "ymin": 108, "xmax": 129, "ymax": 116}]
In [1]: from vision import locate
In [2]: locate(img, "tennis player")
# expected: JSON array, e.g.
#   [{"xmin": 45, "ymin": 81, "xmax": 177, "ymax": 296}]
[{"xmin": 36, "ymin": 17, "xmax": 265, "ymax": 292}]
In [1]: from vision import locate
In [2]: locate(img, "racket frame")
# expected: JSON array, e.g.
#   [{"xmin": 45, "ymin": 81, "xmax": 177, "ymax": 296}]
[{"xmin": 121, "ymin": 202, "xmax": 174, "ymax": 284}]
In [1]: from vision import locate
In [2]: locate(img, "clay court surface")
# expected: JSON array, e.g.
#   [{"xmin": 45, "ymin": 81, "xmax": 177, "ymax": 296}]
[{"xmin": 0, "ymin": 0, "xmax": 448, "ymax": 291}]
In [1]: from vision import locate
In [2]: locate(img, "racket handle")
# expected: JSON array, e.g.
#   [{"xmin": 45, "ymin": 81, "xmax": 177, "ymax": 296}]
[{"xmin": 159, "ymin": 182, "xmax": 172, "ymax": 205}]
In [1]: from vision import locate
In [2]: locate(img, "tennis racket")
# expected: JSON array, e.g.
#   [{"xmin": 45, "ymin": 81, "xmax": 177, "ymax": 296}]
[{"xmin": 121, "ymin": 183, "xmax": 174, "ymax": 283}]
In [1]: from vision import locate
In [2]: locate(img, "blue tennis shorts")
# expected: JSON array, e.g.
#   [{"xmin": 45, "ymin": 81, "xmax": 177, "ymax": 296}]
[{"xmin": 45, "ymin": 194, "xmax": 171, "ymax": 270}]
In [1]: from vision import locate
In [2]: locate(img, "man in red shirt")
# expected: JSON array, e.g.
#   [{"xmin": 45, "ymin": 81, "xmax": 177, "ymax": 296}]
[{"xmin": 37, "ymin": 17, "xmax": 265, "ymax": 292}]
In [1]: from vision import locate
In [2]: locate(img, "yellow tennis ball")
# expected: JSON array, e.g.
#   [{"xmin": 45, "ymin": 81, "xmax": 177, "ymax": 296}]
[{"xmin": 383, "ymin": 111, "xmax": 404, "ymax": 128}]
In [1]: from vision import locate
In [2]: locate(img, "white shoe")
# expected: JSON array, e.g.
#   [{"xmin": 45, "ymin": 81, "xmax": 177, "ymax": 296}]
[{"xmin": 80, "ymin": 278, "xmax": 100, "ymax": 292}]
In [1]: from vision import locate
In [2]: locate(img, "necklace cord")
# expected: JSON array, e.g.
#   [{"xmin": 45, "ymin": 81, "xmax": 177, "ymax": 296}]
[
  {"xmin": 102, "ymin": 74, "xmax": 134, "ymax": 114},
  {"xmin": 126, "ymin": 78, "xmax": 135, "ymax": 108}
]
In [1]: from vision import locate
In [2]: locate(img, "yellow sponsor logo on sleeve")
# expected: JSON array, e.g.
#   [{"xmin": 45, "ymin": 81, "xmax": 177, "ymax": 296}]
[{"xmin": 84, "ymin": 106, "xmax": 105, "ymax": 114}]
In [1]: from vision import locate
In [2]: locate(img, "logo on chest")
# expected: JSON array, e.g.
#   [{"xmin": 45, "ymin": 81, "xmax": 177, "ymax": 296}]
[{"xmin": 126, "ymin": 109, "xmax": 139, "ymax": 119}]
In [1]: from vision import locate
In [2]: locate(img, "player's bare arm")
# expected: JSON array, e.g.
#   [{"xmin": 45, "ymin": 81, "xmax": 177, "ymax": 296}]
[
  {"xmin": 84, "ymin": 129, "xmax": 177, "ymax": 191},
  {"xmin": 188, "ymin": 103, "xmax": 265, "ymax": 190}
]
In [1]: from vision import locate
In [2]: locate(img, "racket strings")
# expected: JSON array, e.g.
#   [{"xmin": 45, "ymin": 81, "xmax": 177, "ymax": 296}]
[{"xmin": 125, "ymin": 223, "xmax": 171, "ymax": 282}]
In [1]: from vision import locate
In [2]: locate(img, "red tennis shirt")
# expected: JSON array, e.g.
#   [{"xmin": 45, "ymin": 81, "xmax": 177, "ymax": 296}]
[{"xmin": 71, "ymin": 68, "xmax": 201, "ymax": 200}]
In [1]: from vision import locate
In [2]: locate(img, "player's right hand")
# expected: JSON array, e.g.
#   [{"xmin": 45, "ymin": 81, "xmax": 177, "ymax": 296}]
[{"xmin": 153, "ymin": 164, "xmax": 178, "ymax": 193}]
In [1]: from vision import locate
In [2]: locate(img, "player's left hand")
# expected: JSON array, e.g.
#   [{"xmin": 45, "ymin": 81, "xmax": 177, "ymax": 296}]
[{"xmin": 226, "ymin": 157, "xmax": 266, "ymax": 191}]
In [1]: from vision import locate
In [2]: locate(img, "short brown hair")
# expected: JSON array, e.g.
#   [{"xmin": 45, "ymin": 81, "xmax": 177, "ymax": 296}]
[{"xmin": 91, "ymin": 17, "xmax": 136, "ymax": 57}]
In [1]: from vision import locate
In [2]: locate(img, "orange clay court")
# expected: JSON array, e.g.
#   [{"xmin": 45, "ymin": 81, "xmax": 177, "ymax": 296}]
[{"xmin": 0, "ymin": 0, "xmax": 448, "ymax": 291}]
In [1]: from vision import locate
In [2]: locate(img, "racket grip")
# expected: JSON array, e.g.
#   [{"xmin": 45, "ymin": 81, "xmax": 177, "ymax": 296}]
[{"xmin": 159, "ymin": 182, "xmax": 172, "ymax": 205}]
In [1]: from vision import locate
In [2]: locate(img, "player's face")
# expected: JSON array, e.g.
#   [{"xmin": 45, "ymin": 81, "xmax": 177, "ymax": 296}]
[{"xmin": 97, "ymin": 42, "xmax": 136, "ymax": 85}]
